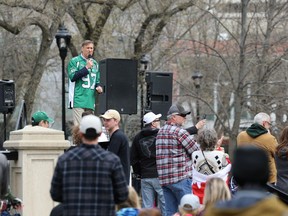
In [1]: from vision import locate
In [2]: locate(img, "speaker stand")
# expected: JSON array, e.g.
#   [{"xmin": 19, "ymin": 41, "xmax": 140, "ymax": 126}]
[{"xmin": 3, "ymin": 113, "xmax": 7, "ymax": 142}]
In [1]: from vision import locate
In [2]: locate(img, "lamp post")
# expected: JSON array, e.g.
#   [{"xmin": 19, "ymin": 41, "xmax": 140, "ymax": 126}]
[
  {"xmin": 139, "ymin": 54, "xmax": 150, "ymax": 129},
  {"xmin": 192, "ymin": 71, "xmax": 203, "ymax": 121},
  {"xmin": 55, "ymin": 24, "xmax": 71, "ymax": 139}
]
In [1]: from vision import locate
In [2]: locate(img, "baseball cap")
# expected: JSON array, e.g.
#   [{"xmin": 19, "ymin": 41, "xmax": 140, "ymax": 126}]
[
  {"xmin": 167, "ymin": 104, "xmax": 191, "ymax": 116},
  {"xmin": 80, "ymin": 115, "xmax": 102, "ymax": 134},
  {"xmin": 100, "ymin": 109, "xmax": 121, "ymax": 121},
  {"xmin": 179, "ymin": 194, "xmax": 200, "ymax": 211},
  {"xmin": 143, "ymin": 112, "xmax": 162, "ymax": 125},
  {"xmin": 32, "ymin": 111, "xmax": 54, "ymax": 124}
]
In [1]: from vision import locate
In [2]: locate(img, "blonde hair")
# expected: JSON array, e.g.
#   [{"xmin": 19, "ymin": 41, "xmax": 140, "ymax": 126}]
[
  {"xmin": 72, "ymin": 125, "xmax": 81, "ymax": 146},
  {"xmin": 138, "ymin": 208, "xmax": 161, "ymax": 216},
  {"xmin": 203, "ymin": 178, "xmax": 231, "ymax": 207},
  {"xmin": 179, "ymin": 207, "xmax": 198, "ymax": 215},
  {"xmin": 116, "ymin": 186, "xmax": 141, "ymax": 210}
]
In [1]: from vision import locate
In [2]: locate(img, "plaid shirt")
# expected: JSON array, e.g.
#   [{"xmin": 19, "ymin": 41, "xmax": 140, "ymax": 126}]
[
  {"xmin": 156, "ymin": 122, "xmax": 199, "ymax": 186},
  {"xmin": 50, "ymin": 144, "xmax": 128, "ymax": 216}
]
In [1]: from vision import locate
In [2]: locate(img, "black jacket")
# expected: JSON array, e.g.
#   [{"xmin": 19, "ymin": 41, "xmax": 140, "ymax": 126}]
[
  {"xmin": 108, "ymin": 129, "xmax": 130, "ymax": 185},
  {"xmin": 131, "ymin": 127, "xmax": 159, "ymax": 178}
]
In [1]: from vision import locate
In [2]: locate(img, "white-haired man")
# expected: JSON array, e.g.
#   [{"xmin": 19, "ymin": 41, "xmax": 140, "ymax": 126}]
[{"xmin": 237, "ymin": 112, "xmax": 278, "ymax": 183}]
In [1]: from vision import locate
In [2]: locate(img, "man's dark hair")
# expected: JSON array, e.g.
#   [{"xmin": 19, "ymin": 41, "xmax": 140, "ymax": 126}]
[
  {"xmin": 31, "ymin": 118, "xmax": 39, "ymax": 126},
  {"xmin": 31, "ymin": 117, "xmax": 42, "ymax": 126},
  {"xmin": 83, "ymin": 128, "xmax": 101, "ymax": 141},
  {"xmin": 144, "ymin": 123, "xmax": 153, "ymax": 128},
  {"xmin": 233, "ymin": 146, "xmax": 269, "ymax": 187}
]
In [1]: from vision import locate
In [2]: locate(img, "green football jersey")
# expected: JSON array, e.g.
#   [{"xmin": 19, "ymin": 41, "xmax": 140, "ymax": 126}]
[{"xmin": 67, "ymin": 54, "xmax": 100, "ymax": 110}]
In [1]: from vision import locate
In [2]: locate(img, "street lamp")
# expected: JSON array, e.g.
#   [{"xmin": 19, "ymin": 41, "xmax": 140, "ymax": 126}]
[
  {"xmin": 139, "ymin": 54, "xmax": 150, "ymax": 128},
  {"xmin": 55, "ymin": 24, "xmax": 71, "ymax": 139},
  {"xmin": 192, "ymin": 71, "xmax": 203, "ymax": 121}
]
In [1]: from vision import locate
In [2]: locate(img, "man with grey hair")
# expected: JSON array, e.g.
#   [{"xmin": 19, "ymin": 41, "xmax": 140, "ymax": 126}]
[
  {"xmin": 237, "ymin": 112, "xmax": 278, "ymax": 183},
  {"xmin": 156, "ymin": 104, "xmax": 199, "ymax": 216}
]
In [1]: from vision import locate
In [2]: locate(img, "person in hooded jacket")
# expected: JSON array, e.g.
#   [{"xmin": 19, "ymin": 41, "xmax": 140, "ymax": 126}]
[
  {"xmin": 237, "ymin": 112, "xmax": 278, "ymax": 183},
  {"xmin": 275, "ymin": 126, "xmax": 288, "ymax": 192},
  {"xmin": 131, "ymin": 112, "xmax": 165, "ymax": 214}
]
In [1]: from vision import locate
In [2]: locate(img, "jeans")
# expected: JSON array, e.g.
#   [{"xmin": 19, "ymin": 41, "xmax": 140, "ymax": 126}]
[
  {"xmin": 162, "ymin": 178, "xmax": 192, "ymax": 216},
  {"xmin": 141, "ymin": 178, "xmax": 165, "ymax": 215}
]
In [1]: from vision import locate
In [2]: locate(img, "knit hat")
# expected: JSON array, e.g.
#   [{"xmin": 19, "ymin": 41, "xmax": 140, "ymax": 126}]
[
  {"xmin": 179, "ymin": 194, "xmax": 200, "ymax": 211},
  {"xmin": 80, "ymin": 115, "xmax": 102, "ymax": 135},
  {"xmin": 32, "ymin": 111, "xmax": 54, "ymax": 124},
  {"xmin": 143, "ymin": 112, "xmax": 162, "ymax": 125},
  {"xmin": 167, "ymin": 104, "xmax": 191, "ymax": 116},
  {"xmin": 100, "ymin": 109, "xmax": 121, "ymax": 121},
  {"xmin": 232, "ymin": 146, "xmax": 269, "ymax": 187}
]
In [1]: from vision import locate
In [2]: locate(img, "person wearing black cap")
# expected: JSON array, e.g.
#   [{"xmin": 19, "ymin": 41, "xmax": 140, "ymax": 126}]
[
  {"xmin": 50, "ymin": 115, "xmax": 128, "ymax": 216},
  {"xmin": 204, "ymin": 146, "xmax": 288, "ymax": 216},
  {"xmin": 155, "ymin": 104, "xmax": 200, "ymax": 216}
]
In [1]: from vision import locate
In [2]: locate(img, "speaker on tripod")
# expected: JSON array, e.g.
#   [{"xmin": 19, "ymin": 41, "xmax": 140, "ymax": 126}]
[
  {"xmin": 0, "ymin": 80, "xmax": 15, "ymax": 145},
  {"xmin": 0, "ymin": 80, "xmax": 15, "ymax": 114}
]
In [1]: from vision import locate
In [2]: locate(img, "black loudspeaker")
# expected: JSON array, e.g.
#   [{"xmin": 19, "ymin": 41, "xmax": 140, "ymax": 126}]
[
  {"xmin": 0, "ymin": 80, "xmax": 15, "ymax": 114},
  {"xmin": 146, "ymin": 71, "xmax": 173, "ymax": 119},
  {"xmin": 98, "ymin": 59, "xmax": 138, "ymax": 114}
]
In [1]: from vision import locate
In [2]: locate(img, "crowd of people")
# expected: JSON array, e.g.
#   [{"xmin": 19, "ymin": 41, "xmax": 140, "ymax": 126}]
[
  {"xmin": 5, "ymin": 40, "xmax": 286, "ymax": 216},
  {"xmin": 46, "ymin": 104, "xmax": 288, "ymax": 216},
  {"xmin": 130, "ymin": 108, "xmax": 288, "ymax": 216}
]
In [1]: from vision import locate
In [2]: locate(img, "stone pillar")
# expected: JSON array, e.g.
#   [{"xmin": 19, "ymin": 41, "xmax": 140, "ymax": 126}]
[{"xmin": 4, "ymin": 126, "xmax": 70, "ymax": 216}]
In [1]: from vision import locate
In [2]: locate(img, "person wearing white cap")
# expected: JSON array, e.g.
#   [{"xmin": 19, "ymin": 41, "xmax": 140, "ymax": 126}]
[
  {"xmin": 131, "ymin": 112, "xmax": 165, "ymax": 214},
  {"xmin": 100, "ymin": 109, "xmax": 130, "ymax": 185},
  {"xmin": 156, "ymin": 103, "xmax": 200, "ymax": 216},
  {"xmin": 173, "ymin": 194, "xmax": 201, "ymax": 216},
  {"xmin": 50, "ymin": 115, "xmax": 128, "ymax": 216}
]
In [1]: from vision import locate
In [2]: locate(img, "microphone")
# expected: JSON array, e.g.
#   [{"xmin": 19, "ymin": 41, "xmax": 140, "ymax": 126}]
[{"xmin": 87, "ymin": 54, "xmax": 93, "ymax": 70}]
